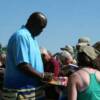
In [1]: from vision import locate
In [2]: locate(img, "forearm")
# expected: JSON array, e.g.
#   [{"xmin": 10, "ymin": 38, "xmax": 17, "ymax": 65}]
[{"xmin": 17, "ymin": 62, "xmax": 43, "ymax": 79}]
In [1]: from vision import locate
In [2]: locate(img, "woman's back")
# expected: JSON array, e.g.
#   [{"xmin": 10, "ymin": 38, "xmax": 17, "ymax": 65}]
[
  {"xmin": 68, "ymin": 45, "xmax": 100, "ymax": 100},
  {"xmin": 77, "ymin": 68, "xmax": 100, "ymax": 100}
]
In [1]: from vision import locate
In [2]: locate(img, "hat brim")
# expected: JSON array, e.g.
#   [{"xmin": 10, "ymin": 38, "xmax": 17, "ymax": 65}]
[
  {"xmin": 83, "ymin": 46, "xmax": 99, "ymax": 60},
  {"xmin": 77, "ymin": 42, "xmax": 88, "ymax": 46},
  {"xmin": 60, "ymin": 48, "xmax": 67, "ymax": 50}
]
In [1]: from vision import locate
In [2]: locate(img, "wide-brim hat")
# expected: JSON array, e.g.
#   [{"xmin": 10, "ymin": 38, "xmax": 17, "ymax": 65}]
[
  {"xmin": 77, "ymin": 37, "xmax": 91, "ymax": 46},
  {"xmin": 80, "ymin": 46, "xmax": 100, "ymax": 61},
  {"xmin": 60, "ymin": 45, "xmax": 74, "ymax": 54}
]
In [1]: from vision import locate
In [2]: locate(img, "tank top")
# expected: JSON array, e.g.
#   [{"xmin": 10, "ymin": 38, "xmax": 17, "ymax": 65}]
[{"xmin": 77, "ymin": 69, "xmax": 100, "ymax": 100}]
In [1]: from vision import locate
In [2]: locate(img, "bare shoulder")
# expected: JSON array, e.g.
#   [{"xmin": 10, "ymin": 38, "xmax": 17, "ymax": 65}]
[{"xmin": 68, "ymin": 71, "xmax": 81, "ymax": 84}]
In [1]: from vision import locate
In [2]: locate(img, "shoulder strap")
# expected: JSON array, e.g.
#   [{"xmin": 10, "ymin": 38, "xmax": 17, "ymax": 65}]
[
  {"xmin": 82, "ymin": 68, "xmax": 90, "ymax": 74},
  {"xmin": 76, "ymin": 72, "xmax": 87, "ymax": 92},
  {"xmin": 76, "ymin": 71, "xmax": 85, "ymax": 86},
  {"xmin": 82, "ymin": 68, "xmax": 97, "ymax": 75}
]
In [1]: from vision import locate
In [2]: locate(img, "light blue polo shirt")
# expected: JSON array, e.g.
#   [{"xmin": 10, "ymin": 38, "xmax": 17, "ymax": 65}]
[{"xmin": 4, "ymin": 26, "xmax": 44, "ymax": 89}]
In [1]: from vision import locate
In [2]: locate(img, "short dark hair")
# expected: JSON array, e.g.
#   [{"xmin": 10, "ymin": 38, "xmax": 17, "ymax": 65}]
[{"xmin": 26, "ymin": 12, "xmax": 47, "ymax": 29}]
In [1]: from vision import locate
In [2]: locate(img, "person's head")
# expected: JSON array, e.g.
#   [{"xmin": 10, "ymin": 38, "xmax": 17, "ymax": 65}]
[
  {"xmin": 40, "ymin": 47, "xmax": 51, "ymax": 63},
  {"xmin": 76, "ymin": 37, "xmax": 91, "ymax": 51},
  {"xmin": 25, "ymin": 12, "xmax": 47, "ymax": 37},
  {"xmin": 77, "ymin": 52, "xmax": 93, "ymax": 67},
  {"xmin": 60, "ymin": 51, "xmax": 73, "ymax": 65},
  {"xmin": 78, "ymin": 37, "xmax": 91, "ymax": 46},
  {"xmin": 93, "ymin": 41, "xmax": 100, "ymax": 52},
  {"xmin": 77, "ymin": 46, "xmax": 99, "ymax": 68},
  {"xmin": 0, "ymin": 52, "xmax": 6, "ymax": 66},
  {"xmin": 60, "ymin": 45, "xmax": 74, "ymax": 57}
]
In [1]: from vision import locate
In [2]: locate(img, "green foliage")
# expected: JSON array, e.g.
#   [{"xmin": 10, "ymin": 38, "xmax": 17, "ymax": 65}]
[{"xmin": 0, "ymin": 43, "xmax": 7, "ymax": 54}]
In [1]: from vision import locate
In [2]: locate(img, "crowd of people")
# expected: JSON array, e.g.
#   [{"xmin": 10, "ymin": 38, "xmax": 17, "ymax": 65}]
[{"xmin": 0, "ymin": 11, "xmax": 100, "ymax": 100}]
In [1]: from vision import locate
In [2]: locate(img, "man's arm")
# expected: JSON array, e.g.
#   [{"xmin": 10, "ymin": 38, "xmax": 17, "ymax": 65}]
[
  {"xmin": 17, "ymin": 62, "xmax": 54, "ymax": 81},
  {"xmin": 17, "ymin": 62, "xmax": 43, "ymax": 79}
]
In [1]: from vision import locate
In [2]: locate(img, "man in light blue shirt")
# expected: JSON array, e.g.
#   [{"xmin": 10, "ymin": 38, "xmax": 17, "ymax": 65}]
[
  {"xmin": 5, "ymin": 26, "xmax": 44, "ymax": 88},
  {"xmin": 3, "ymin": 12, "xmax": 52, "ymax": 100}
]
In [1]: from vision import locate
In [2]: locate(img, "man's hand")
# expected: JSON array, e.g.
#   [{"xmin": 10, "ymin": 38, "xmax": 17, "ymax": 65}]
[{"xmin": 42, "ymin": 72, "xmax": 54, "ymax": 82}]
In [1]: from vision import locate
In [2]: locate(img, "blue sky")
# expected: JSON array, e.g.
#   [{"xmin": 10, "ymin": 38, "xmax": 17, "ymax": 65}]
[{"xmin": 0, "ymin": 0, "xmax": 100, "ymax": 53}]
